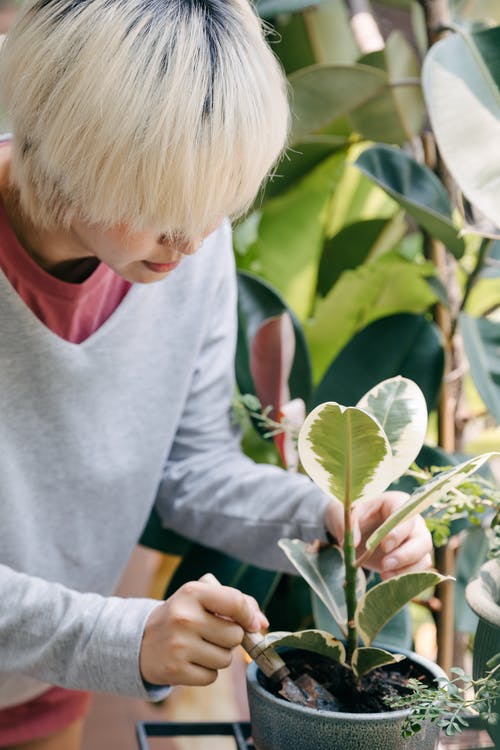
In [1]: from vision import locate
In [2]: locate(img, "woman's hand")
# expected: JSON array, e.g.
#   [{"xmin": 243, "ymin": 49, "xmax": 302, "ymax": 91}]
[
  {"xmin": 324, "ymin": 491, "xmax": 433, "ymax": 579},
  {"xmin": 140, "ymin": 574, "xmax": 267, "ymax": 687}
]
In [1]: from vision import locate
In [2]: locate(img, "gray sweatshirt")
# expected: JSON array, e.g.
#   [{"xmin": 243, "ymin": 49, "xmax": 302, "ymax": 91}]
[{"xmin": 0, "ymin": 221, "xmax": 329, "ymax": 708}]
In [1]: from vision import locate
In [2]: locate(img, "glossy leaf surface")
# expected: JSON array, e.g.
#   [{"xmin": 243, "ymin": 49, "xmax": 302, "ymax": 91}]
[
  {"xmin": 461, "ymin": 313, "xmax": 500, "ymax": 423},
  {"xmin": 423, "ymin": 26, "xmax": 500, "ymax": 231},
  {"xmin": 313, "ymin": 314, "xmax": 444, "ymax": 411},
  {"xmin": 306, "ymin": 258, "xmax": 438, "ymax": 383},
  {"xmin": 236, "ymin": 272, "xmax": 312, "ymax": 405},
  {"xmin": 355, "ymin": 145, "xmax": 465, "ymax": 257}
]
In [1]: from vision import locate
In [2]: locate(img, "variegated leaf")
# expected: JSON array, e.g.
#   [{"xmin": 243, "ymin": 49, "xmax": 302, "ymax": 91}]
[
  {"xmin": 278, "ymin": 540, "xmax": 366, "ymax": 637},
  {"xmin": 352, "ymin": 647, "xmax": 405, "ymax": 678},
  {"xmin": 356, "ymin": 571, "xmax": 450, "ymax": 645},
  {"xmin": 297, "ymin": 402, "xmax": 393, "ymax": 505},
  {"xmin": 365, "ymin": 452, "xmax": 499, "ymax": 552},
  {"xmin": 260, "ymin": 629, "xmax": 346, "ymax": 665},
  {"xmin": 356, "ymin": 376, "xmax": 427, "ymax": 481}
]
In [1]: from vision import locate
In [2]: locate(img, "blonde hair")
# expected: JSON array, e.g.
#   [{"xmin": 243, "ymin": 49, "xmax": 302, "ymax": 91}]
[{"xmin": 0, "ymin": 0, "xmax": 289, "ymax": 238}]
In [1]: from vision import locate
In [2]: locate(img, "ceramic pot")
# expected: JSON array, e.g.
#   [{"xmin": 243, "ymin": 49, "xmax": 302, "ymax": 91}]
[
  {"xmin": 246, "ymin": 647, "xmax": 446, "ymax": 750},
  {"xmin": 465, "ymin": 558, "xmax": 500, "ymax": 745}
]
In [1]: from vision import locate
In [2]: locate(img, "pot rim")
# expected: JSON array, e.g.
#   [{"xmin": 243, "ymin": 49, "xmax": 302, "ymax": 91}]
[
  {"xmin": 246, "ymin": 645, "xmax": 447, "ymax": 722},
  {"xmin": 465, "ymin": 559, "xmax": 500, "ymax": 625}
]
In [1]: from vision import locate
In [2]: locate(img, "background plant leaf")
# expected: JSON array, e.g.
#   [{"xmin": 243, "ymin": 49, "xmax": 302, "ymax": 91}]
[
  {"xmin": 306, "ymin": 258, "xmax": 438, "ymax": 383},
  {"xmin": 422, "ymin": 26, "xmax": 500, "ymax": 231},
  {"xmin": 312, "ymin": 314, "xmax": 445, "ymax": 411},
  {"xmin": 236, "ymin": 272, "xmax": 312, "ymax": 406},
  {"xmin": 460, "ymin": 312, "xmax": 500, "ymax": 423},
  {"xmin": 288, "ymin": 64, "xmax": 387, "ymax": 143},
  {"xmin": 355, "ymin": 145, "xmax": 465, "ymax": 258}
]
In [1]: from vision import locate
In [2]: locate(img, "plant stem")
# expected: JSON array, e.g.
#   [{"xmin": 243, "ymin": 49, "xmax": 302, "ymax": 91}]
[{"xmin": 343, "ymin": 504, "xmax": 358, "ymax": 661}]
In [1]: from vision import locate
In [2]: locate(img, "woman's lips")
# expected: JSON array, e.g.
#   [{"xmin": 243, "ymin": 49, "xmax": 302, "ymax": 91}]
[{"xmin": 143, "ymin": 259, "xmax": 180, "ymax": 273}]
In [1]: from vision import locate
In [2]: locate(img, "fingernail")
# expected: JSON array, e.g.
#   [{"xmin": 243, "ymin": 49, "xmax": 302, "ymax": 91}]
[
  {"xmin": 353, "ymin": 525, "xmax": 361, "ymax": 547},
  {"xmin": 250, "ymin": 617, "xmax": 261, "ymax": 631},
  {"xmin": 261, "ymin": 615, "xmax": 269, "ymax": 628},
  {"xmin": 384, "ymin": 557, "xmax": 398, "ymax": 571},
  {"xmin": 385, "ymin": 538, "xmax": 396, "ymax": 553}
]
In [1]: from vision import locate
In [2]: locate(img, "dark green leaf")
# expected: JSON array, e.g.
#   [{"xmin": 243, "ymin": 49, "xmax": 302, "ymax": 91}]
[
  {"xmin": 312, "ymin": 314, "xmax": 445, "ymax": 411},
  {"xmin": 355, "ymin": 145, "xmax": 465, "ymax": 257}
]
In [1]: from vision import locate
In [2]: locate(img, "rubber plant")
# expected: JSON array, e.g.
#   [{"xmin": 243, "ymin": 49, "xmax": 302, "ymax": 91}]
[{"xmin": 256, "ymin": 376, "xmax": 497, "ymax": 686}]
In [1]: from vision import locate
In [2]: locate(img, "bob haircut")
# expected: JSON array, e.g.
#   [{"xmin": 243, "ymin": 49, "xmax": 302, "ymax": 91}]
[{"xmin": 0, "ymin": 0, "xmax": 289, "ymax": 238}]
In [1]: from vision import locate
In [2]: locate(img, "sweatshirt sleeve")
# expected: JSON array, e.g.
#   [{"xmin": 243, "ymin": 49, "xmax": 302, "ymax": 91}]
[
  {"xmin": 0, "ymin": 563, "xmax": 170, "ymax": 701},
  {"xmin": 155, "ymin": 223, "xmax": 330, "ymax": 573}
]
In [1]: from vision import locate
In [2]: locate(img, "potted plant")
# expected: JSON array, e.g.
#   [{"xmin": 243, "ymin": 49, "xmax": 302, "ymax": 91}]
[
  {"xmin": 245, "ymin": 376, "xmax": 498, "ymax": 750},
  {"xmin": 466, "ymin": 557, "xmax": 500, "ymax": 746}
]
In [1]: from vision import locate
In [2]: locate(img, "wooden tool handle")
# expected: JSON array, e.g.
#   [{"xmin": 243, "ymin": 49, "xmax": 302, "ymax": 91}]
[{"xmin": 242, "ymin": 631, "xmax": 290, "ymax": 682}]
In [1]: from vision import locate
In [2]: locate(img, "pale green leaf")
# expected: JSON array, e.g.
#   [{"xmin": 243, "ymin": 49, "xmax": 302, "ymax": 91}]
[
  {"xmin": 356, "ymin": 376, "xmax": 427, "ymax": 481},
  {"xmin": 288, "ymin": 64, "xmax": 387, "ymax": 143},
  {"xmin": 422, "ymin": 26, "xmax": 500, "ymax": 230},
  {"xmin": 278, "ymin": 540, "xmax": 366, "ymax": 635},
  {"xmin": 260, "ymin": 629, "xmax": 346, "ymax": 664},
  {"xmin": 356, "ymin": 572, "xmax": 449, "ymax": 645},
  {"xmin": 235, "ymin": 153, "xmax": 346, "ymax": 320},
  {"xmin": 366, "ymin": 453, "xmax": 499, "ymax": 552},
  {"xmin": 350, "ymin": 31, "xmax": 425, "ymax": 144},
  {"xmin": 352, "ymin": 647, "xmax": 405, "ymax": 678},
  {"xmin": 305, "ymin": 257, "xmax": 438, "ymax": 383},
  {"xmin": 297, "ymin": 403, "xmax": 393, "ymax": 504}
]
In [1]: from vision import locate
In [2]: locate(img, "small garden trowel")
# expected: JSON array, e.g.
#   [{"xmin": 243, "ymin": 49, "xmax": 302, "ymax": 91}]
[{"xmin": 242, "ymin": 631, "xmax": 336, "ymax": 709}]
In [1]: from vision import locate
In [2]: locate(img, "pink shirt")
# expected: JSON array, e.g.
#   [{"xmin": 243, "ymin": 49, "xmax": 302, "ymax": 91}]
[{"xmin": 0, "ymin": 199, "xmax": 131, "ymax": 343}]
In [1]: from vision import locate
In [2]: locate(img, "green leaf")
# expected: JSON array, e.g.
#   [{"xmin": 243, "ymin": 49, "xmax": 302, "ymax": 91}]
[
  {"xmin": 235, "ymin": 152, "xmax": 347, "ymax": 320},
  {"xmin": 236, "ymin": 271, "xmax": 312, "ymax": 406},
  {"xmin": 366, "ymin": 453, "xmax": 499, "ymax": 552},
  {"xmin": 355, "ymin": 145, "xmax": 465, "ymax": 257},
  {"xmin": 278, "ymin": 540, "xmax": 366, "ymax": 635},
  {"xmin": 356, "ymin": 572, "xmax": 449, "ymax": 645},
  {"xmin": 306, "ymin": 257, "xmax": 438, "ymax": 383},
  {"xmin": 352, "ymin": 647, "xmax": 405, "ymax": 678},
  {"xmin": 260, "ymin": 629, "xmax": 346, "ymax": 664},
  {"xmin": 460, "ymin": 313, "xmax": 500, "ymax": 422},
  {"xmin": 317, "ymin": 218, "xmax": 406, "ymax": 296},
  {"xmin": 422, "ymin": 26, "xmax": 500, "ymax": 231},
  {"xmin": 313, "ymin": 314, "xmax": 444, "ymax": 412},
  {"xmin": 288, "ymin": 64, "xmax": 387, "ymax": 143},
  {"xmin": 297, "ymin": 402, "xmax": 393, "ymax": 504},
  {"xmin": 350, "ymin": 31, "xmax": 426, "ymax": 144},
  {"xmin": 356, "ymin": 376, "xmax": 427, "ymax": 481}
]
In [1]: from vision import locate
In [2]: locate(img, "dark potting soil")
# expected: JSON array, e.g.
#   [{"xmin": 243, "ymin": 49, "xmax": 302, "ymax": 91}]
[{"xmin": 261, "ymin": 650, "xmax": 430, "ymax": 714}]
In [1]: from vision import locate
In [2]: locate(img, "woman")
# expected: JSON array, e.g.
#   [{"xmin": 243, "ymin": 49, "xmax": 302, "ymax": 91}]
[{"xmin": 0, "ymin": 1, "xmax": 432, "ymax": 747}]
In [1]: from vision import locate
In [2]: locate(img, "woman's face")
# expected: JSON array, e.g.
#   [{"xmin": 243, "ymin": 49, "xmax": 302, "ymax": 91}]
[{"xmin": 69, "ymin": 220, "xmax": 211, "ymax": 283}]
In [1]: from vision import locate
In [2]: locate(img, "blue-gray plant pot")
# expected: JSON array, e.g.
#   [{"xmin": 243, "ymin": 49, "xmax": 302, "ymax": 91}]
[
  {"xmin": 246, "ymin": 647, "xmax": 446, "ymax": 750},
  {"xmin": 465, "ymin": 558, "xmax": 500, "ymax": 745}
]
